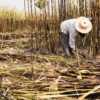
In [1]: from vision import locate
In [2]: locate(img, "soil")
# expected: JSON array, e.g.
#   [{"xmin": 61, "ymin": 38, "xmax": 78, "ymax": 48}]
[{"xmin": 0, "ymin": 32, "xmax": 100, "ymax": 100}]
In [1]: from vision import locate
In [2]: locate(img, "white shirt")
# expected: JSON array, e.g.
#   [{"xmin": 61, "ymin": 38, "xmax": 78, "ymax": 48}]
[{"xmin": 60, "ymin": 19, "xmax": 78, "ymax": 49}]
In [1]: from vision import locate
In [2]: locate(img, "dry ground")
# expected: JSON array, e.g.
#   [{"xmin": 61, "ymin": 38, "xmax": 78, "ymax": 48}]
[{"xmin": 0, "ymin": 32, "xmax": 100, "ymax": 100}]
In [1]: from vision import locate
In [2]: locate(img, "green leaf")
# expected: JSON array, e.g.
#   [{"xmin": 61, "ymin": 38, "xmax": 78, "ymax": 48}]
[{"xmin": 35, "ymin": 0, "xmax": 48, "ymax": 9}]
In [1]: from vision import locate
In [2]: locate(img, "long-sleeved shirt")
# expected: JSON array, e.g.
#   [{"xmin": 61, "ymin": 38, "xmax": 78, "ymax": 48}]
[{"xmin": 60, "ymin": 19, "xmax": 78, "ymax": 50}]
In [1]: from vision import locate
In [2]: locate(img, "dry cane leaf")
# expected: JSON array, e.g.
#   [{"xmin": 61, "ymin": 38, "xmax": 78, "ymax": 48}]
[
  {"xmin": 37, "ymin": 94, "xmax": 75, "ymax": 100},
  {"xmin": 79, "ymin": 85, "xmax": 100, "ymax": 100}
]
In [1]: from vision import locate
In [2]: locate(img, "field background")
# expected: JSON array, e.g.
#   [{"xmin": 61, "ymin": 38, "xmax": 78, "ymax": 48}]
[
  {"xmin": 0, "ymin": 0, "xmax": 100, "ymax": 99},
  {"xmin": 0, "ymin": 0, "xmax": 99, "ymax": 55}
]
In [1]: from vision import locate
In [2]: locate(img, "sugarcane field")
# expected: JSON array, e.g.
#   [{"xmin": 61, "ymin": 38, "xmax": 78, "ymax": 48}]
[{"xmin": 0, "ymin": 0, "xmax": 100, "ymax": 99}]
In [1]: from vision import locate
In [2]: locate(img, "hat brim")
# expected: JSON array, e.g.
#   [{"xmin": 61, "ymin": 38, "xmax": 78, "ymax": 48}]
[{"xmin": 75, "ymin": 17, "xmax": 92, "ymax": 34}]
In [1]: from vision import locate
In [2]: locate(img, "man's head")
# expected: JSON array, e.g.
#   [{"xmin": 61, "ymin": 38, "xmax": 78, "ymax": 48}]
[
  {"xmin": 75, "ymin": 16, "xmax": 92, "ymax": 34},
  {"xmin": 78, "ymin": 32, "xmax": 86, "ymax": 38}
]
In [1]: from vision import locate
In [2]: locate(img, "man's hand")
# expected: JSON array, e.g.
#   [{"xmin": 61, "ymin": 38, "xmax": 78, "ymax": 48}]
[
  {"xmin": 71, "ymin": 50, "xmax": 76, "ymax": 55},
  {"xmin": 65, "ymin": 48, "xmax": 70, "ymax": 57},
  {"xmin": 78, "ymin": 50, "xmax": 88, "ymax": 58}
]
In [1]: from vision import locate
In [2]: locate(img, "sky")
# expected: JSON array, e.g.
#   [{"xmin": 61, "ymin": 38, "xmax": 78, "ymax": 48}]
[
  {"xmin": 0, "ymin": 0, "xmax": 58, "ymax": 14},
  {"xmin": 0, "ymin": 0, "xmax": 24, "ymax": 11},
  {"xmin": 0, "ymin": 0, "xmax": 42, "ymax": 13}
]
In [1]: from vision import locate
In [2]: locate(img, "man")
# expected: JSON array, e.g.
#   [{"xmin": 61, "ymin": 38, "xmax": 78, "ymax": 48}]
[{"xmin": 60, "ymin": 16, "xmax": 92, "ymax": 57}]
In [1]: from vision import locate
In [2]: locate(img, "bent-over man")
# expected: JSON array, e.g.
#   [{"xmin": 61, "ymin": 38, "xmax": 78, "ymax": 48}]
[{"xmin": 60, "ymin": 17, "xmax": 92, "ymax": 57}]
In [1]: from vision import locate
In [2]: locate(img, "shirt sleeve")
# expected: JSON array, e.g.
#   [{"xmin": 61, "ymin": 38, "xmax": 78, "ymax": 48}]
[{"xmin": 69, "ymin": 32, "xmax": 76, "ymax": 50}]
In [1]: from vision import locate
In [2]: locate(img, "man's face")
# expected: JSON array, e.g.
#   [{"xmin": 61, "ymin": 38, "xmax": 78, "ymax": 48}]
[{"xmin": 78, "ymin": 32, "xmax": 86, "ymax": 38}]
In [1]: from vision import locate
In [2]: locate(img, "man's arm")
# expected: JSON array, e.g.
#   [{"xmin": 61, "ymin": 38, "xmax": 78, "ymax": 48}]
[{"xmin": 69, "ymin": 33, "xmax": 76, "ymax": 50}]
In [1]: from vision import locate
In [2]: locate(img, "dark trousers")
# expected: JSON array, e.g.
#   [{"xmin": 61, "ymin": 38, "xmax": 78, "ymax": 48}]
[{"xmin": 60, "ymin": 32, "xmax": 72, "ymax": 54}]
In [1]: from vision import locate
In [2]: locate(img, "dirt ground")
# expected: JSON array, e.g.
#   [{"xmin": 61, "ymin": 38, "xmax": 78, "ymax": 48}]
[{"xmin": 0, "ymin": 32, "xmax": 100, "ymax": 100}]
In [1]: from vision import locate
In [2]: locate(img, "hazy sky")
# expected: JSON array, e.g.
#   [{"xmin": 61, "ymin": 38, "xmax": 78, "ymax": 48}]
[
  {"xmin": 0, "ymin": 0, "xmax": 59, "ymax": 13},
  {"xmin": 0, "ymin": 0, "xmax": 24, "ymax": 10}
]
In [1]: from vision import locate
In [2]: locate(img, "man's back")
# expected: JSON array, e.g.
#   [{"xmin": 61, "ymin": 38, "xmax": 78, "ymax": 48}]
[{"xmin": 60, "ymin": 19, "xmax": 77, "ymax": 35}]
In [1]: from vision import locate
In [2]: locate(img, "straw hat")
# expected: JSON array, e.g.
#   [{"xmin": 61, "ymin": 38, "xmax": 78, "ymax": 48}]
[{"xmin": 75, "ymin": 17, "xmax": 92, "ymax": 34}]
